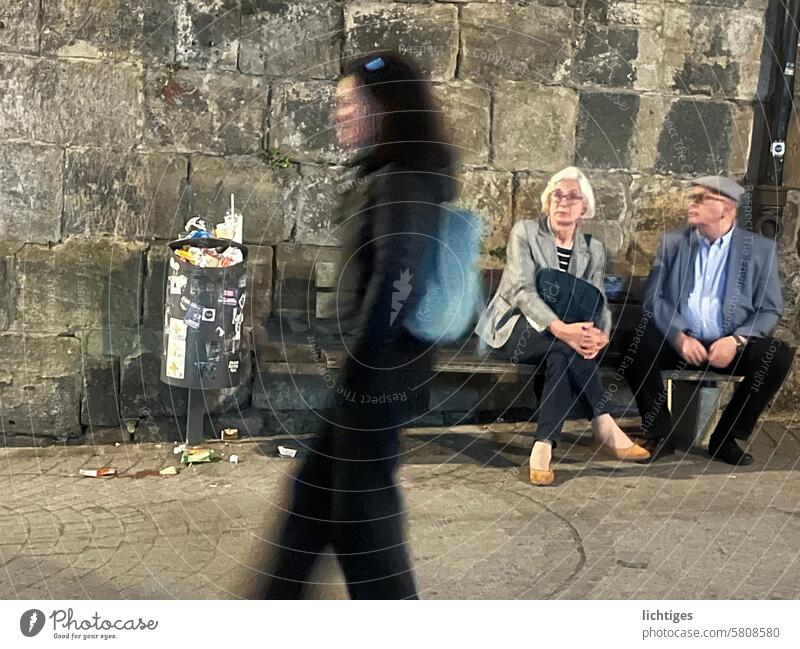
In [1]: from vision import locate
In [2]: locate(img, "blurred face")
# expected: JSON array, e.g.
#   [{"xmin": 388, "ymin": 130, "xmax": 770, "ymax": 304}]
[
  {"xmin": 547, "ymin": 178, "xmax": 585, "ymax": 232},
  {"xmin": 334, "ymin": 75, "xmax": 374, "ymax": 149},
  {"xmin": 687, "ymin": 187, "xmax": 736, "ymax": 233}
]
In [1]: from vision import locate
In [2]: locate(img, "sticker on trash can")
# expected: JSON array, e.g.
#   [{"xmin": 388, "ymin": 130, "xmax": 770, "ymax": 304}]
[
  {"xmin": 168, "ymin": 318, "xmax": 187, "ymax": 341},
  {"xmin": 169, "ymin": 257, "xmax": 180, "ymax": 271},
  {"xmin": 184, "ymin": 302, "xmax": 203, "ymax": 329},
  {"xmin": 201, "ymin": 307, "xmax": 216, "ymax": 322},
  {"xmin": 219, "ymin": 289, "xmax": 238, "ymax": 306},
  {"xmin": 169, "ymin": 275, "xmax": 187, "ymax": 295},
  {"xmin": 180, "ymin": 296, "xmax": 190, "ymax": 311},
  {"xmin": 228, "ymin": 360, "xmax": 239, "ymax": 372},
  {"xmin": 166, "ymin": 337, "xmax": 186, "ymax": 379}
]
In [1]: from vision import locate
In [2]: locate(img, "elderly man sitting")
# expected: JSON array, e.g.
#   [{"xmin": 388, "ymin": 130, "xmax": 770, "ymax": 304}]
[{"xmin": 624, "ymin": 176, "xmax": 794, "ymax": 465}]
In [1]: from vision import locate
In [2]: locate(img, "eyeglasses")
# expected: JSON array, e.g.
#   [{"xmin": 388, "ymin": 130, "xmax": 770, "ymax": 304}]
[
  {"xmin": 551, "ymin": 189, "xmax": 583, "ymax": 204},
  {"xmin": 688, "ymin": 192, "xmax": 728, "ymax": 205}
]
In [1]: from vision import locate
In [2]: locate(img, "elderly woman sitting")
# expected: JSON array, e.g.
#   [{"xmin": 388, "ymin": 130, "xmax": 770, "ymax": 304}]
[{"xmin": 475, "ymin": 167, "xmax": 649, "ymax": 485}]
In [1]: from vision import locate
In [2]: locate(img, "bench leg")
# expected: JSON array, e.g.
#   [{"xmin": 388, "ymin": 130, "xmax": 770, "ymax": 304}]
[
  {"xmin": 186, "ymin": 388, "xmax": 205, "ymax": 446},
  {"xmin": 667, "ymin": 379, "xmax": 702, "ymax": 449},
  {"xmin": 668, "ymin": 381, "xmax": 728, "ymax": 449}
]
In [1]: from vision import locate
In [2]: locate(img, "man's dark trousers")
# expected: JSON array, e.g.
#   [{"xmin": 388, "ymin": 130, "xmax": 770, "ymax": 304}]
[{"xmin": 624, "ymin": 322, "xmax": 794, "ymax": 443}]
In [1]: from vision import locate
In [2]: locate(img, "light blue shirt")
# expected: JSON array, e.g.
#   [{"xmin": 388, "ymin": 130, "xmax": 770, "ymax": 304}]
[{"xmin": 684, "ymin": 226, "xmax": 735, "ymax": 342}]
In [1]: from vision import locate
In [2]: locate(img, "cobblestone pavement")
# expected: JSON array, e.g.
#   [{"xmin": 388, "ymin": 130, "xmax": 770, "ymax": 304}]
[{"xmin": 1, "ymin": 419, "xmax": 799, "ymax": 599}]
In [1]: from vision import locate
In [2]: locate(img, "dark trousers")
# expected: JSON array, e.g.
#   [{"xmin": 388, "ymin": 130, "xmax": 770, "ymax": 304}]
[
  {"xmin": 264, "ymin": 333, "xmax": 429, "ymax": 600},
  {"xmin": 623, "ymin": 322, "xmax": 794, "ymax": 442},
  {"xmin": 496, "ymin": 318, "xmax": 610, "ymax": 447}
]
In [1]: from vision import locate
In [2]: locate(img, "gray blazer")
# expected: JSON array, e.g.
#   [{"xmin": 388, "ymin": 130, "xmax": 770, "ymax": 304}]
[
  {"xmin": 644, "ymin": 226, "xmax": 783, "ymax": 344},
  {"xmin": 475, "ymin": 217, "xmax": 612, "ymax": 349}
]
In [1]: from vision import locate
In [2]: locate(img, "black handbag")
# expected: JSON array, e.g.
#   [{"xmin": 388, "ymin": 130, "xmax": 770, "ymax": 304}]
[{"xmin": 535, "ymin": 267, "xmax": 604, "ymax": 326}]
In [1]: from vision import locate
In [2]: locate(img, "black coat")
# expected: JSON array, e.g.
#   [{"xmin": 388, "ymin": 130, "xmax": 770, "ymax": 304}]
[{"xmin": 333, "ymin": 153, "xmax": 457, "ymax": 423}]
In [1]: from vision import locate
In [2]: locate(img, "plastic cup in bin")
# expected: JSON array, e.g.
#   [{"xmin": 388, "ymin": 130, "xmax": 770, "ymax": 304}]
[{"xmin": 160, "ymin": 237, "xmax": 249, "ymax": 390}]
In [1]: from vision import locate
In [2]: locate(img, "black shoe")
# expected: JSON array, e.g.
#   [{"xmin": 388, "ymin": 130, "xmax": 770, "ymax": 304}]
[
  {"xmin": 637, "ymin": 437, "xmax": 677, "ymax": 464},
  {"xmin": 708, "ymin": 436, "xmax": 753, "ymax": 466}
]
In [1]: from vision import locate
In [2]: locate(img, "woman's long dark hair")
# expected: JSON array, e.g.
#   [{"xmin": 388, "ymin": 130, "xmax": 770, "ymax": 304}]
[{"xmin": 342, "ymin": 51, "xmax": 454, "ymax": 171}]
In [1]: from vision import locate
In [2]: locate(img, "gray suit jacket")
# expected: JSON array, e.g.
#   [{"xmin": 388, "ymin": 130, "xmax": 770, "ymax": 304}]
[
  {"xmin": 475, "ymin": 217, "xmax": 612, "ymax": 349},
  {"xmin": 644, "ymin": 226, "xmax": 783, "ymax": 345}
]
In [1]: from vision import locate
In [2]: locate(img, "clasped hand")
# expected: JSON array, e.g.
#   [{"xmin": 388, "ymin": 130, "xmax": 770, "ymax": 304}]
[{"xmin": 550, "ymin": 320, "xmax": 609, "ymax": 360}]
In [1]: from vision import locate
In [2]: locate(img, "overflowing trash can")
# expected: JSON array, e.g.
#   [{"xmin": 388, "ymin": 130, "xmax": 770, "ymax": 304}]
[
  {"xmin": 160, "ymin": 203, "xmax": 248, "ymax": 445},
  {"xmin": 160, "ymin": 237, "xmax": 248, "ymax": 390}
]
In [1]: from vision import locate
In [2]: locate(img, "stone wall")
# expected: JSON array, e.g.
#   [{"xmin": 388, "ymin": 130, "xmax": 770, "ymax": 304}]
[{"xmin": 0, "ymin": 0, "xmax": 796, "ymax": 443}]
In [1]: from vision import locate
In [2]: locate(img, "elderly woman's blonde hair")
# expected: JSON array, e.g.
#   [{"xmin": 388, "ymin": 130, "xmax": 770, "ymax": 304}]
[{"xmin": 540, "ymin": 166, "xmax": 596, "ymax": 220}]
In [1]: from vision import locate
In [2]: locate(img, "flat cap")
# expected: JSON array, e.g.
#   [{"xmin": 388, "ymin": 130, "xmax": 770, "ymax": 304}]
[{"xmin": 691, "ymin": 175, "xmax": 745, "ymax": 204}]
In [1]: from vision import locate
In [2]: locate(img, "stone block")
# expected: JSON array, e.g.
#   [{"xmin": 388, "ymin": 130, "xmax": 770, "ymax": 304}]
[
  {"xmin": 64, "ymin": 151, "xmax": 189, "ymax": 240},
  {"xmin": 0, "ymin": 334, "xmax": 83, "ymax": 439},
  {"xmin": 575, "ymin": 91, "xmax": 640, "ymax": 169},
  {"xmin": 251, "ymin": 326, "xmax": 324, "ymax": 368},
  {"xmin": 627, "ymin": 175, "xmax": 693, "ymax": 270},
  {"xmin": 83, "ymin": 328, "xmax": 161, "ymax": 361},
  {"xmin": 260, "ymin": 409, "xmax": 331, "ymax": 436},
  {"xmin": 344, "ymin": 2, "xmax": 458, "ymax": 81},
  {"xmin": 461, "ymin": 4, "xmax": 574, "ymax": 84},
  {"xmin": 435, "ymin": 82, "xmax": 491, "ymax": 167},
  {"xmin": 0, "ymin": 250, "xmax": 17, "ymax": 331},
  {"xmin": 0, "ymin": 375, "xmax": 82, "ymax": 439},
  {"xmin": 580, "ymin": 220, "xmax": 626, "ymax": 257},
  {"xmin": 142, "ymin": 246, "xmax": 169, "ymax": 334},
  {"xmin": 11, "ymin": 240, "xmax": 144, "ymax": 334},
  {"xmin": 453, "ymin": 170, "xmax": 514, "ymax": 258},
  {"xmin": 206, "ymin": 408, "xmax": 265, "ymax": 438},
  {"xmin": 253, "ymin": 364, "xmax": 338, "ymax": 411},
  {"xmin": 0, "ymin": 56, "xmax": 142, "ymax": 147},
  {"xmin": 0, "ymin": 0, "xmax": 39, "ymax": 53},
  {"xmin": 572, "ymin": 28, "xmax": 638, "ymax": 89},
  {"xmin": 119, "ymin": 351, "xmax": 188, "ymax": 418},
  {"xmin": 579, "ymin": 1, "xmax": 665, "ymax": 91},
  {"xmin": 293, "ymin": 164, "xmax": 356, "ymax": 246},
  {"xmin": 727, "ymin": 101, "xmax": 754, "ymax": 178},
  {"xmin": 654, "ymin": 99, "xmax": 737, "ymax": 176},
  {"xmin": 269, "ymin": 81, "xmax": 345, "ymax": 164},
  {"xmin": 662, "ymin": 6, "xmax": 764, "ymax": 99},
  {"xmin": 244, "ymin": 246, "xmax": 274, "ymax": 328},
  {"xmin": 0, "ymin": 144, "xmax": 62, "ymax": 244},
  {"xmin": 271, "ymin": 244, "xmax": 346, "ymax": 323},
  {"xmin": 240, "ymin": 0, "xmax": 342, "ymax": 78},
  {"xmin": 84, "ymin": 427, "xmax": 132, "ymax": 445},
  {"xmin": 493, "ymin": 81, "xmax": 578, "ymax": 171},
  {"xmin": 81, "ymin": 356, "xmax": 122, "ymax": 428},
  {"xmin": 188, "ymin": 155, "xmax": 297, "ymax": 244},
  {"xmin": 627, "ymin": 94, "xmax": 671, "ymax": 172},
  {"xmin": 131, "ymin": 416, "xmax": 185, "ymax": 443},
  {"xmin": 174, "ymin": 0, "xmax": 240, "ymax": 71},
  {"xmin": 144, "ymin": 68, "xmax": 266, "ymax": 154},
  {"xmin": 40, "ymin": 0, "xmax": 174, "ymax": 61}
]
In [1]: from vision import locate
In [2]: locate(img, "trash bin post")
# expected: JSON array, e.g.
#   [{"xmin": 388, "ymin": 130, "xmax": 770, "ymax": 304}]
[{"xmin": 186, "ymin": 388, "xmax": 205, "ymax": 446}]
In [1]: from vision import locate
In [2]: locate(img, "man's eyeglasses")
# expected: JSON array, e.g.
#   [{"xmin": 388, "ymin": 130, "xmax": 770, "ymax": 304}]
[
  {"xmin": 688, "ymin": 191, "xmax": 727, "ymax": 205},
  {"xmin": 551, "ymin": 189, "xmax": 583, "ymax": 204}
]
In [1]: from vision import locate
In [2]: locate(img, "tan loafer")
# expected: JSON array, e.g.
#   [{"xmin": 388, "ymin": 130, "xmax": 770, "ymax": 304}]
[
  {"xmin": 529, "ymin": 465, "xmax": 555, "ymax": 486},
  {"xmin": 590, "ymin": 438, "xmax": 651, "ymax": 461}
]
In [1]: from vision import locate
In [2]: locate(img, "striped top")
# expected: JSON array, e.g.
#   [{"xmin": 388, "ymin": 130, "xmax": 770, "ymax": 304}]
[{"xmin": 556, "ymin": 246, "xmax": 572, "ymax": 272}]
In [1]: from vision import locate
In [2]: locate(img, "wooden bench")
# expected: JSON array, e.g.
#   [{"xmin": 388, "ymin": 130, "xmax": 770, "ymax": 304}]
[{"xmin": 268, "ymin": 252, "xmax": 743, "ymax": 450}]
